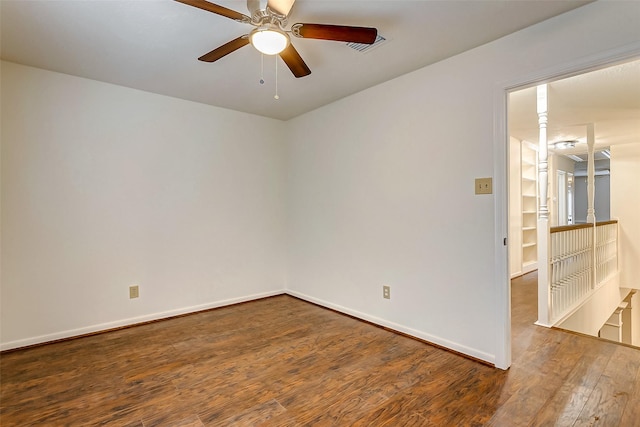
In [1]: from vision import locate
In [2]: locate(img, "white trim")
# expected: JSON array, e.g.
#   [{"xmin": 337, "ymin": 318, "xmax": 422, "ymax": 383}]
[
  {"xmin": 522, "ymin": 261, "xmax": 538, "ymax": 274},
  {"xmin": 3, "ymin": 287, "xmax": 497, "ymax": 364},
  {"xmin": 287, "ymin": 290, "xmax": 496, "ymax": 365},
  {"xmin": 501, "ymin": 41, "xmax": 640, "ymax": 93},
  {"xmin": 494, "ymin": 40, "xmax": 640, "ymax": 370},
  {"xmin": 493, "ymin": 85, "xmax": 511, "ymax": 370},
  {"xmin": 0, "ymin": 290, "xmax": 286, "ymax": 351}
]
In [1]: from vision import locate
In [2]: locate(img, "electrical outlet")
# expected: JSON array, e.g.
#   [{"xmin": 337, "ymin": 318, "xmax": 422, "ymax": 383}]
[
  {"xmin": 475, "ymin": 177, "xmax": 493, "ymax": 195},
  {"xmin": 383, "ymin": 285, "xmax": 391, "ymax": 299},
  {"xmin": 129, "ymin": 285, "xmax": 139, "ymax": 299}
]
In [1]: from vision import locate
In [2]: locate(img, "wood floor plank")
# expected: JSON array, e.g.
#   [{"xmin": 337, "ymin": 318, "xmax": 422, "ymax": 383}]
[
  {"xmin": 530, "ymin": 342, "xmax": 615, "ymax": 426},
  {"xmin": 416, "ymin": 362, "xmax": 508, "ymax": 426},
  {"xmin": 350, "ymin": 393, "xmax": 423, "ymax": 427},
  {"xmin": 154, "ymin": 415, "xmax": 205, "ymax": 427},
  {"xmin": 2, "ymin": 275, "xmax": 640, "ymax": 426},
  {"xmin": 619, "ymin": 359, "xmax": 640, "ymax": 426},
  {"xmin": 222, "ymin": 398, "xmax": 286, "ymax": 426},
  {"xmin": 573, "ymin": 344, "xmax": 640, "ymax": 426},
  {"xmin": 271, "ymin": 336, "xmax": 446, "ymax": 424}
]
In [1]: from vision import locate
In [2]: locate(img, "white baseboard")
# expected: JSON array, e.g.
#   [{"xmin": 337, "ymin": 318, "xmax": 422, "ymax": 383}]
[
  {"xmin": 3, "ymin": 289, "xmax": 496, "ymax": 366},
  {"xmin": 286, "ymin": 290, "xmax": 496, "ymax": 366},
  {"xmin": 0, "ymin": 290, "xmax": 286, "ymax": 351}
]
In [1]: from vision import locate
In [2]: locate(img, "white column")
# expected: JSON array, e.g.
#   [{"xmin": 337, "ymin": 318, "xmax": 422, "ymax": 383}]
[
  {"xmin": 586, "ymin": 123, "xmax": 596, "ymax": 224},
  {"xmin": 536, "ymin": 84, "xmax": 551, "ymax": 326},
  {"xmin": 537, "ymin": 86, "xmax": 549, "ymax": 220},
  {"xmin": 585, "ymin": 123, "xmax": 597, "ymax": 289}
]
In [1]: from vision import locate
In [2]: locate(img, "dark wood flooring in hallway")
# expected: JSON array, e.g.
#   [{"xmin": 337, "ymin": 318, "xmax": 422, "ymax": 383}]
[{"xmin": 1, "ymin": 272, "xmax": 640, "ymax": 426}]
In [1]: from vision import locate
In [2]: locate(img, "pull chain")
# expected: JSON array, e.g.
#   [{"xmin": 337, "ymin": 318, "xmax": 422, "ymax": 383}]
[
  {"xmin": 274, "ymin": 56, "xmax": 279, "ymax": 100},
  {"xmin": 260, "ymin": 54, "xmax": 265, "ymax": 85}
]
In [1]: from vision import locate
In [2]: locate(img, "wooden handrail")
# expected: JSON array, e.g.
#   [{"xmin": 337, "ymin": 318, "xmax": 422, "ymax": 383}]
[
  {"xmin": 550, "ymin": 220, "xmax": 618, "ymax": 234},
  {"xmin": 595, "ymin": 220, "xmax": 619, "ymax": 227}
]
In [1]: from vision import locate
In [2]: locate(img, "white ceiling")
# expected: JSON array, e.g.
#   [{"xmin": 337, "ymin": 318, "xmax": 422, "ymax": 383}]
[
  {"xmin": 509, "ymin": 59, "xmax": 640, "ymax": 157},
  {"xmin": 1, "ymin": 0, "xmax": 591, "ymax": 120}
]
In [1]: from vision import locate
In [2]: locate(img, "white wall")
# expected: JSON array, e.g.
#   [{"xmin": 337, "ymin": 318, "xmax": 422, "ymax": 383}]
[
  {"xmin": 632, "ymin": 292, "xmax": 640, "ymax": 346},
  {"xmin": 2, "ymin": 1, "xmax": 640, "ymax": 363},
  {"xmin": 554, "ymin": 154, "xmax": 576, "ymax": 175},
  {"xmin": 558, "ymin": 277, "xmax": 630, "ymax": 337},
  {"xmin": 611, "ymin": 142, "xmax": 640, "ymax": 291},
  {"xmin": 1, "ymin": 62, "xmax": 287, "ymax": 349},
  {"xmin": 285, "ymin": 1, "xmax": 640, "ymax": 364}
]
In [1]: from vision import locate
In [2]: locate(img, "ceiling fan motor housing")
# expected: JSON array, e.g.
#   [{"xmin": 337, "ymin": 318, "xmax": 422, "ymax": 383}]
[{"xmin": 250, "ymin": 7, "xmax": 287, "ymax": 28}]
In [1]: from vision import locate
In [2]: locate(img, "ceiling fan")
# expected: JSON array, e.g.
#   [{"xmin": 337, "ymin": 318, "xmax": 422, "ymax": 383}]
[{"xmin": 176, "ymin": 0, "xmax": 378, "ymax": 78}]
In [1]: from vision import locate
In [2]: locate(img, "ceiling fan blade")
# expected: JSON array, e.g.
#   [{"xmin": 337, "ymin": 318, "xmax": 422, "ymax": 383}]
[
  {"xmin": 175, "ymin": 0, "xmax": 250, "ymax": 23},
  {"xmin": 292, "ymin": 23, "xmax": 377, "ymax": 44},
  {"xmin": 198, "ymin": 36, "xmax": 250, "ymax": 62},
  {"xmin": 279, "ymin": 44, "xmax": 311, "ymax": 78},
  {"xmin": 267, "ymin": 0, "xmax": 296, "ymax": 16}
]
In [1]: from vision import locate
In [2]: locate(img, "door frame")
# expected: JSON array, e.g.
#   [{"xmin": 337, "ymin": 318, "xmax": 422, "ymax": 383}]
[{"xmin": 492, "ymin": 42, "xmax": 640, "ymax": 370}]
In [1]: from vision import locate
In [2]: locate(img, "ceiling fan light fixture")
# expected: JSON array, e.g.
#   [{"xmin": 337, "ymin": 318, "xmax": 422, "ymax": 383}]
[
  {"xmin": 553, "ymin": 140, "xmax": 578, "ymax": 150},
  {"xmin": 250, "ymin": 27, "xmax": 289, "ymax": 55}
]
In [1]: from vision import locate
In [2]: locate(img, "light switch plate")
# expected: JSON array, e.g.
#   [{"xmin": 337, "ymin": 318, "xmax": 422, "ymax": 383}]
[
  {"xmin": 475, "ymin": 178, "xmax": 493, "ymax": 195},
  {"xmin": 129, "ymin": 285, "xmax": 139, "ymax": 299}
]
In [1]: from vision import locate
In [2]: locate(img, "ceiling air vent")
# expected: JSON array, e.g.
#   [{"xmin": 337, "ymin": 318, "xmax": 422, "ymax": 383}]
[{"xmin": 346, "ymin": 34, "xmax": 386, "ymax": 53}]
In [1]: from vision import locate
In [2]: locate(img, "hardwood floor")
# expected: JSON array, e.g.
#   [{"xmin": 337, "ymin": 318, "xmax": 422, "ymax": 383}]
[{"xmin": 2, "ymin": 273, "xmax": 639, "ymax": 426}]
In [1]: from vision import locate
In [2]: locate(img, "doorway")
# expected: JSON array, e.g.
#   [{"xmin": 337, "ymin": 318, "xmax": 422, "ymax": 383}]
[{"xmin": 505, "ymin": 58, "xmax": 640, "ymax": 360}]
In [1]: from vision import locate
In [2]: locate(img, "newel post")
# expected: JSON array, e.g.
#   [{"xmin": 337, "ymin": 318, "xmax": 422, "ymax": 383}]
[{"xmin": 536, "ymin": 84, "xmax": 552, "ymax": 326}]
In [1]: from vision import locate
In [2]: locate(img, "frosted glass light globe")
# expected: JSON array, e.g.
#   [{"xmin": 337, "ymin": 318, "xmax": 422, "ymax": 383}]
[{"xmin": 250, "ymin": 28, "xmax": 289, "ymax": 55}]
